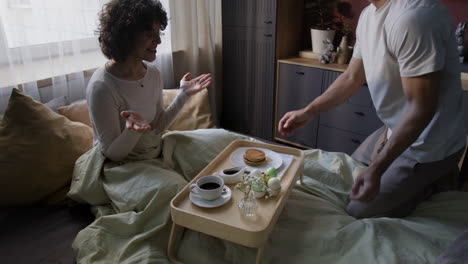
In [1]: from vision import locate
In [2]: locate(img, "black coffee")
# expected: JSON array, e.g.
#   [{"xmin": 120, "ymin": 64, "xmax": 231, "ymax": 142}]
[
  {"xmin": 200, "ymin": 182, "xmax": 220, "ymax": 190},
  {"xmin": 223, "ymin": 169, "xmax": 239, "ymax": 175}
]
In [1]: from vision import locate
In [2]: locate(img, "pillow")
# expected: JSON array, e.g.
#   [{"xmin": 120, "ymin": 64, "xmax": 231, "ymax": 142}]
[
  {"xmin": 44, "ymin": 96, "xmax": 68, "ymax": 112},
  {"xmin": 57, "ymin": 99, "xmax": 92, "ymax": 127},
  {"xmin": 163, "ymin": 89, "xmax": 216, "ymax": 131},
  {"xmin": 0, "ymin": 89, "xmax": 93, "ymax": 205}
]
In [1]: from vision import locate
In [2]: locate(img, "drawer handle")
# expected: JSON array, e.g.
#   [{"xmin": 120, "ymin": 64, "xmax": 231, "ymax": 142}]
[
  {"xmin": 264, "ymin": 20, "xmax": 273, "ymax": 24},
  {"xmin": 351, "ymin": 139, "xmax": 361, "ymax": 144},
  {"xmin": 296, "ymin": 71, "xmax": 305, "ymax": 75},
  {"xmin": 264, "ymin": 34, "xmax": 273, "ymax": 37},
  {"xmin": 354, "ymin": 111, "xmax": 365, "ymax": 116}
]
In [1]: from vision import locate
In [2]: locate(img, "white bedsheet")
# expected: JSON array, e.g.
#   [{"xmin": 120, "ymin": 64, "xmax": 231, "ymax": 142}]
[{"xmin": 68, "ymin": 129, "xmax": 468, "ymax": 263}]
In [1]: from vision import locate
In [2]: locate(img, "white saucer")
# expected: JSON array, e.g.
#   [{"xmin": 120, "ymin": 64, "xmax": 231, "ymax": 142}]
[{"xmin": 189, "ymin": 186, "xmax": 232, "ymax": 208}]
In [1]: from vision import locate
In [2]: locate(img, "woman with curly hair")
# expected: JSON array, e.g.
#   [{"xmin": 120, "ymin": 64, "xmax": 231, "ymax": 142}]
[{"xmin": 87, "ymin": 0, "xmax": 211, "ymax": 161}]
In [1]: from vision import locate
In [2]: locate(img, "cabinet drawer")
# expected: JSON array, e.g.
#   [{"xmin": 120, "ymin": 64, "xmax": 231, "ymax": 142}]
[
  {"xmin": 279, "ymin": 63, "xmax": 324, "ymax": 87},
  {"xmin": 276, "ymin": 63, "xmax": 323, "ymax": 116},
  {"xmin": 348, "ymin": 85, "xmax": 373, "ymax": 108},
  {"xmin": 275, "ymin": 63, "xmax": 323, "ymax": 147},
  {"xmin": 320, "ymin": 103, "xmax": 383, "ymax": 136},
  {"xmin": 277, "ymin": 122, "xmax": 319, "ymax": 148},
  {"xmin": 222, "ymin": 0, "xmax": 276, "ymax": 28},
  {"xmin": 222, "ymin": 0, "xmax": 255, "ymax": 27},
  {"xmin": 317, "ymin": 125, "xmax": 367, "ymax": 155}
]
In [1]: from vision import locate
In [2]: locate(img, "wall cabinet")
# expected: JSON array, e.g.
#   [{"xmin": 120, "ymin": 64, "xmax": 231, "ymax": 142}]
[
  {"xmin": 221, "ymin": 0, "xmax": 303, "ymax": 141},
  {"xmin": 222, "ymin": 1, "xmax": 468, "ymax": 153},
  {"xmin": 275, "ymin": 58, "xmax": 383, "ymax": 155}
]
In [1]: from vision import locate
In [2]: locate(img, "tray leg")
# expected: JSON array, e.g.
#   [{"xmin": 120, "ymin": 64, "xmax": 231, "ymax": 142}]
[
  {"xmin": 255, "ymin": 246, "xmax": 264, "ymax": 264},
  {"xmin": 299, "ymin": 165, "xmax": 304, "ymax": 185},
  {"xmin": 168, "ymin": 223, "xmax": 184, "ymax": 264}
]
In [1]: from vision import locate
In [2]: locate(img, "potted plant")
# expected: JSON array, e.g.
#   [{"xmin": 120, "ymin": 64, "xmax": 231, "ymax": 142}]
[
  {"xmin": 336, "ymin": 1, "xmax": 354, "ymax": 64},
  {"xmin": 306, "ymin": 0, "xmax": 341, "ymax": 54}
]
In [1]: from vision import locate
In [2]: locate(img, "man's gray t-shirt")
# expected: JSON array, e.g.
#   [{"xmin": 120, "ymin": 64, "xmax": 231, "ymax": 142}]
[{"xmin": 353, "ymin": 0, "xmax": 465, "ymax": 163}]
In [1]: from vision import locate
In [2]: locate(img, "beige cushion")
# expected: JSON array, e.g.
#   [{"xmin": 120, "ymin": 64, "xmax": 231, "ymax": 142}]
[
  {"xmin": 163, "ymin": 89, "xmax": 216, "ymax": 131},
  {"xmin": 57, "ymin": 100, "xmax": 92, "ymax": 127},
  {"xmin": 53, "ymin": 89, "xmax": 215, "ymax": 131},
  {"xmin": 0, "ymin": 89, "xmax": 93, "ymax": 205}
]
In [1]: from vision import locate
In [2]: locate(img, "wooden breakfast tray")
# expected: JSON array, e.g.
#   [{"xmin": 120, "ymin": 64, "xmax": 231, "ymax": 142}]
[{"xmin": 169, "ymin": 139, "xmax": 304, "ymax": 254}]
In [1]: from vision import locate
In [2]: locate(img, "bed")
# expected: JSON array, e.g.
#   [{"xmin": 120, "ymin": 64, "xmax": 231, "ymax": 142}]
[
  {"xmin": 1, "ymin": 88, "xmax": 466, "ymax": 263},
  {"xmin": 68, "ymin": 128, "xmax": 468, "ymax": 264}
]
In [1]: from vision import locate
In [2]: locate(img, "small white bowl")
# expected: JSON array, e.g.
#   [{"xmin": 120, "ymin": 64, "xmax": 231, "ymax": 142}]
[
  {"xmin": 218, "ymin": 166, "xmax": 245, "ymax": 184},
  {"xmin": 253, "ymin": 190, "xmax": 266, "ymax": 198},
  {"xmin": 268, "ymin": 188, "xmax": 281, "ymax": 197}
]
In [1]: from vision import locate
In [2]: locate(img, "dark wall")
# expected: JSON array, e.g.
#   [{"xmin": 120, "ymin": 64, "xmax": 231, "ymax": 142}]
[{"xmin": 345, "ymin": 0, "xmax": 468, "ymax": 57}]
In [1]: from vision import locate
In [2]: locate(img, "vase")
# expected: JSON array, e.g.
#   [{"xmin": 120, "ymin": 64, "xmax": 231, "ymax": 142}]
[
  {"xmin": 311, "ymin": 28, "xmax": 336, "ymax": 54},
  {"xmin": 458, "ymin": 45, "xmax": 465, "ymax": 63},
  {"xmin": 337, "ymin": 36, "xmax": 351, "ymax": 64},
  {"xmin": 238, "ymin": 192, "xmax": 258, "ymax": 217}
]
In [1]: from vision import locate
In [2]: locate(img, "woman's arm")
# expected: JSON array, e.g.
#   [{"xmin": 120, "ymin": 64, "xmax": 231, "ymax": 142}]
[
  {"xmin": 88, "ymin": 82, "xmax": 142, "ymax": 161},
  {"xmin": 150, "ymin": 76, "xmax": 189, "ymax": 132},
  {"xmin": 151, "ymin": 72, "xmax": 212, "ymax": 131}
]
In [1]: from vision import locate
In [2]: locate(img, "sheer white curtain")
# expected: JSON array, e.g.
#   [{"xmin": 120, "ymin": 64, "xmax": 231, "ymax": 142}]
[
  {"xmin": 167, "ymin": 0, "xmax": 222, "ymax": 125},
  {"xmin": 151, "ymin": 0, "xmax": 174, "ymax": 90},
  {"xmin": 0, "ymin": 0, "xmax": 108, "ymax": 114},
  {"xmin": 0, "ymin": 0, "xmax": 221, "ymax": 120}
]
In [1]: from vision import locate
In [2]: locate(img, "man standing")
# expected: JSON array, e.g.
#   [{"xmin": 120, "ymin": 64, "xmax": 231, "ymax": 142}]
[{"xmin": 278, "ymin": 0, "xmax": 465, "ymax": 218}]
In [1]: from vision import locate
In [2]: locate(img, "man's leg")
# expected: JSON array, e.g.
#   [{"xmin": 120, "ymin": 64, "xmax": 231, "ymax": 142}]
[
  {"xmin": 351, "ymin": 126, "xmax": 387, "ymax": 166},
  {"xmin": 435, "ymin": 229, "xmax": 468, "ymax": 264},
  {"xmin": 346, "ymin": 149, "xmax": 464, "ymax": 219}
]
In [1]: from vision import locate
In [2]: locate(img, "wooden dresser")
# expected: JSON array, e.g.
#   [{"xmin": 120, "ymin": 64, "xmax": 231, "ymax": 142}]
[{"xmin": 275, "ymin": 57, "xmax": 468, "ymax": 155}]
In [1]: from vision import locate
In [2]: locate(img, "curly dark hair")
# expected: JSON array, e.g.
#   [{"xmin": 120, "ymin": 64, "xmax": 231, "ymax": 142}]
[{"xmin": 97, "ymin": 0, "xmax": 168, "ymax": 62}]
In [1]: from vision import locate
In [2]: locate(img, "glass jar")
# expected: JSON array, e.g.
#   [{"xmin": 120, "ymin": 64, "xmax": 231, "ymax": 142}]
[{"xmin": 238, "ymin": 192, "xmax": 258, "ymax": 217}]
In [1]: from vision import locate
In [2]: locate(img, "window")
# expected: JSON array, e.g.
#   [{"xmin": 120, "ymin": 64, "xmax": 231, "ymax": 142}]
[
  {"xmin": 0, "ymin": 0, "xmax": 172, "ymax": 88},
  {"xmin": 8, "ymin": 0, "xmax": 32, "ymax": 9},
  {"xmin": 1, "ymin": 0, "xmax": 104, "ymax": 48}
]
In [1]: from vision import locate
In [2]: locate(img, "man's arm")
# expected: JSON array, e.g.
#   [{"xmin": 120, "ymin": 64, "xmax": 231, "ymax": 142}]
[
  {"xmin": 351, "ymin": 71, "xmax": 440, "ymax": 201},
  {"xmin": 278, "ymin": 58, "xmax": 366, "ymax": 136},
  {"xmin": 305, "ymin": 58, "xmax": 367, "ymax": 115}
]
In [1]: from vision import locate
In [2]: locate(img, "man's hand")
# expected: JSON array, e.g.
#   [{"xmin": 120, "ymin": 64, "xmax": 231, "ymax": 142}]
[
  {"xmin": 278, "ymin": 109, "xmax": 315, "ymax": 137},
  {"xmin": 121, "ymin": 111, "xmax": 152, "ymax": 132},
  {"xmin": 180, "ymin": 72, "xmax": 212, "ymax": 96},
  {"xmin": 278, "ymin": 58, "xmax": 365, "ymax": 137},
  {"xmin": 350, "ymin": 166, "xmax": 382, "ymax": 202}
]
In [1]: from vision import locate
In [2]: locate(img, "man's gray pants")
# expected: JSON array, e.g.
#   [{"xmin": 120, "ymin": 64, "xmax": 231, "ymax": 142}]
[{"xmin": 348, "ymin": 126, "xmax": 464, "ymax": 219}]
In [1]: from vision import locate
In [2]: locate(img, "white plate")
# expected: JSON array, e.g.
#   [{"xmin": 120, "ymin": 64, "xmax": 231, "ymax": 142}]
[
  {"xmin": 189, "ymin": 185, "xmax": 232, "ymax": 208},
  {"xmin": 230, "ymin": 147, "xmax": 283, "ymax": 171}
]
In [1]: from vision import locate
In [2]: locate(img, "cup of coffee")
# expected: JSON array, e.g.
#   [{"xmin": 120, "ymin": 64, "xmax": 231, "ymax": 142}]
[{"xmin": 189, "ymin": 175, "xmax": 224, "ymax": 200}]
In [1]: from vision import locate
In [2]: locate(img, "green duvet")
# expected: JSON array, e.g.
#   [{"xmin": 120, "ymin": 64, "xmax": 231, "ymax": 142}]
[{"xmin": 68, "ymin": 129, "xmax": 468, "ymax": 264}]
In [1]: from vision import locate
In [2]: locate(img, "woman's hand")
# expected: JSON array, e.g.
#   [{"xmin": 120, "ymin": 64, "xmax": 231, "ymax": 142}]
[
  {"xmin": 278, "ymin": 109, "xmax": 314, "ymax": 136},
  {"xmin": 180, "ymin": 72, "xmax": 212, "ymax": 96},
  {"xmin": 121, "ymin": 111, "xmax": 152, "ymax": 132}
]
